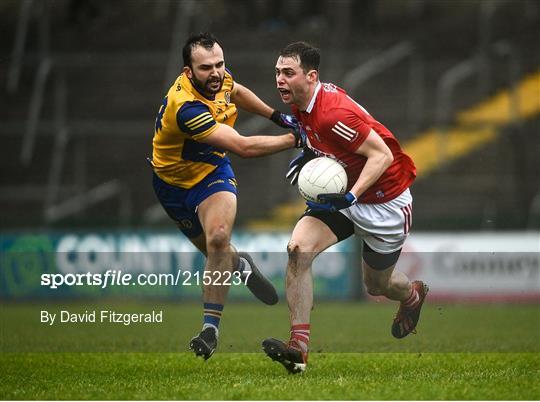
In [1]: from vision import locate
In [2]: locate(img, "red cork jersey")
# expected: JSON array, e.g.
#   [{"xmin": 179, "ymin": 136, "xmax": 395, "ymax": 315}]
[{"xmin": 292, "ymin": 82, "xmax": 416, "ymax": 203}]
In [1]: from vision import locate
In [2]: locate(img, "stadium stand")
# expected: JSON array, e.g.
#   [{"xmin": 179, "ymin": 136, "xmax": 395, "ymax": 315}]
[{"xmin": 1, "ymin": 0, "xmax": 539, "ymax": 230}]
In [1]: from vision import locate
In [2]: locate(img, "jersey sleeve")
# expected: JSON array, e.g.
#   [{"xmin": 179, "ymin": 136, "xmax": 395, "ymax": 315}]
[
  {"xmin": 322, "ymin": 108, "xmax": 371, "ymax": 152},
  {"xmin": 176, "ymin": 101, "xmax": 218, "ymax": 140}
]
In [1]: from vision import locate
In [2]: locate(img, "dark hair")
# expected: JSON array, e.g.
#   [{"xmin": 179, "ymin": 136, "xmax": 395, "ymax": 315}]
[
  {"xmin": 182, "ymin": 32, "xmax": 222, "ymax": 67},
  {"xmin": 279, "ymin": 41, "xmax": 320, "ymax": 73}
]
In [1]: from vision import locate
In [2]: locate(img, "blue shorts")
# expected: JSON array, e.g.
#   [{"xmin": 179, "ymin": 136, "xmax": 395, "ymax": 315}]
[{"xmin": 152, "ymin": 163, "xmax": 238, "ymax": 238}]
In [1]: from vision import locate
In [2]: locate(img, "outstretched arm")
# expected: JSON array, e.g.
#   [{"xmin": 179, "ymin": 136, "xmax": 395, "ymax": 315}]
[
  {"xmin": 231, "ymin": 83, "xmax": 274, "ymax": 119},
  {"xmin": 232, "ymin": 82, "xmax": 303, "ymax": 132},
  {"xmin": 199, "ymin": 123, "xmax": 296, "ymax": 158}
]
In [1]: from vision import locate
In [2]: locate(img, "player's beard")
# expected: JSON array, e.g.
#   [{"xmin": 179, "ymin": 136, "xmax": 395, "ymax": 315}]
[{"xmin": 191, "ymin": 73, "xmax": 224, "ymax": 96}]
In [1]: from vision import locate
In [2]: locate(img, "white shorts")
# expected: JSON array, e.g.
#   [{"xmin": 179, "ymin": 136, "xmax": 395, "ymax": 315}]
[{"xmin": 339, "ymin": 188, "xmax": 413, "ymax": 254}]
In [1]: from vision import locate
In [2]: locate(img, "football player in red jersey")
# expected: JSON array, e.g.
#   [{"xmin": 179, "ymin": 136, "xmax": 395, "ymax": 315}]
[{"xmin": 262, "ymin": 42, "xmax": 429, "ymax": 374}]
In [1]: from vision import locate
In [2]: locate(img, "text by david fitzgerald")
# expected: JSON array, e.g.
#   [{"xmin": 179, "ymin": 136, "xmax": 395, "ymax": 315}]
[{"xmin": 41, "ymin": 310, "xmax": 163, "ymax": 326}]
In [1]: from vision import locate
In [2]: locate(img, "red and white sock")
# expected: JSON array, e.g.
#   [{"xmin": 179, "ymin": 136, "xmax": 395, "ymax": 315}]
[
  {"xmin": 403, "ymin": 285, "xmax": 420, "ymax": 308},
  {"xmin": 290, "ymin": 324, "xmax": 310, "ymax": 355}
]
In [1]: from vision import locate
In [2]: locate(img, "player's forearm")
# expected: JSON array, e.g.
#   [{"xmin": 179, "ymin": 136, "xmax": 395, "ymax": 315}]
[
  {"xmin": 237, "ymin": 133, "xmax": 295, "ymax": 158},
  {"xmin": 350, "ymin": 153, "xmax": 393, "ymax": 198},
  {"xmin": 232, "ymin": 84, "xmax": 274, "ymax": 118}
]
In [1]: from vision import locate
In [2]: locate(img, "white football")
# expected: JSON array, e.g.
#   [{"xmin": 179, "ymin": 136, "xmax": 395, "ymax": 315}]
[{"xmin": 298, "ymin": 157, "xmax": 348, "ymax": 202}]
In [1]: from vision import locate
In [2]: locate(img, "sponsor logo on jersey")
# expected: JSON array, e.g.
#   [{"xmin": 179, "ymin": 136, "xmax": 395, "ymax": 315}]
[{"xmin": 224, "ymin": 91, "xmax": 231, "ymax": 104}]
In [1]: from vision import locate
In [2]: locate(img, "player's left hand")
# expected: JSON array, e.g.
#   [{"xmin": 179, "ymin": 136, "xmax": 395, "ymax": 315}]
[
  {"xmin": 286, "ymin": 147, "xmax": 317, "ymax": 185},
  {"xmin": 306, "ymin": 192, "xmax": 357, "ymax": 212}
]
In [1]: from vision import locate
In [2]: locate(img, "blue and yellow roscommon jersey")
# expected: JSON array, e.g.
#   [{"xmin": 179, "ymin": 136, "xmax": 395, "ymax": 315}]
[{"xmin": 151, "ymin": 70, "xmax": 238, "ymax": 188}]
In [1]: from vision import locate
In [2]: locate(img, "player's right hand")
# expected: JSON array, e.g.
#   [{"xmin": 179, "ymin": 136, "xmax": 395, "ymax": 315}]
[
  {"xmin": 285, "ymin": 147, "xmax": 317, "ymax": 185},
  {"xmin": 270, "ymin": 110, "xmax": 306, "ymax": 148},
  {"xmin": 307, "ymin": 192, "xmax": 357, "ymax": 212},
  {"xmin": 270, "ymin": 110, "xmax": 297, "ymax": 129}
]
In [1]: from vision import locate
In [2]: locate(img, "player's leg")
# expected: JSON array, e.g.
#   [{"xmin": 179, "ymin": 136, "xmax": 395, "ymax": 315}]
[
  {"xmin": 188, "ymin": 190, "xmax": 236, "ymax": 359},
  {"xmin": 362, "ymin": 246, "xmax": 429, "ymax": 338},
  {"xmin": 362, "ymin": 244, "xmax": 410, "ymax": 301},
  {"xmin": 263, "ymin": 210, "xmax": 354, "ymax": 373},
  {"xmin": 342, "ymin": 188, "xmax": 429, "ymax": 338},
  {"xmin": 286, "ymin": 216, "xmax": 338, "ymax": 325},
  {"xmin": 197, "ymin": 191, "xmax": 237, "ymax": 304},
  {"xmin": 152, "ymin": 169, "xmax": 231, "ymax": 358},
  {"xmin": 188, "ymin": 173, "xmax": 276, "ymax": 361}
]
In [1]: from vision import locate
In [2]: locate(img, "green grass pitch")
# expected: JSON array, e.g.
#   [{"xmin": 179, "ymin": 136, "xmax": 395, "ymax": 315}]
[{"xmin": 1, "ymin": 301, "xmax": 539, "ymax": 399}]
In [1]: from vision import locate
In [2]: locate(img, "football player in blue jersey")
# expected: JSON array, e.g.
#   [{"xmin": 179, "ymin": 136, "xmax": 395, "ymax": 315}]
[{"xmin": 150, "ymin": 32, "xmax": 305, "ymax": 360}]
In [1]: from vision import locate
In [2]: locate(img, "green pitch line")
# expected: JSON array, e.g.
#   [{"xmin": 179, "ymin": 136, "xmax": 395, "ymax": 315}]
[{"xmin": 0, "ymin": 352, "xmax": 538, "ymax": 400}]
